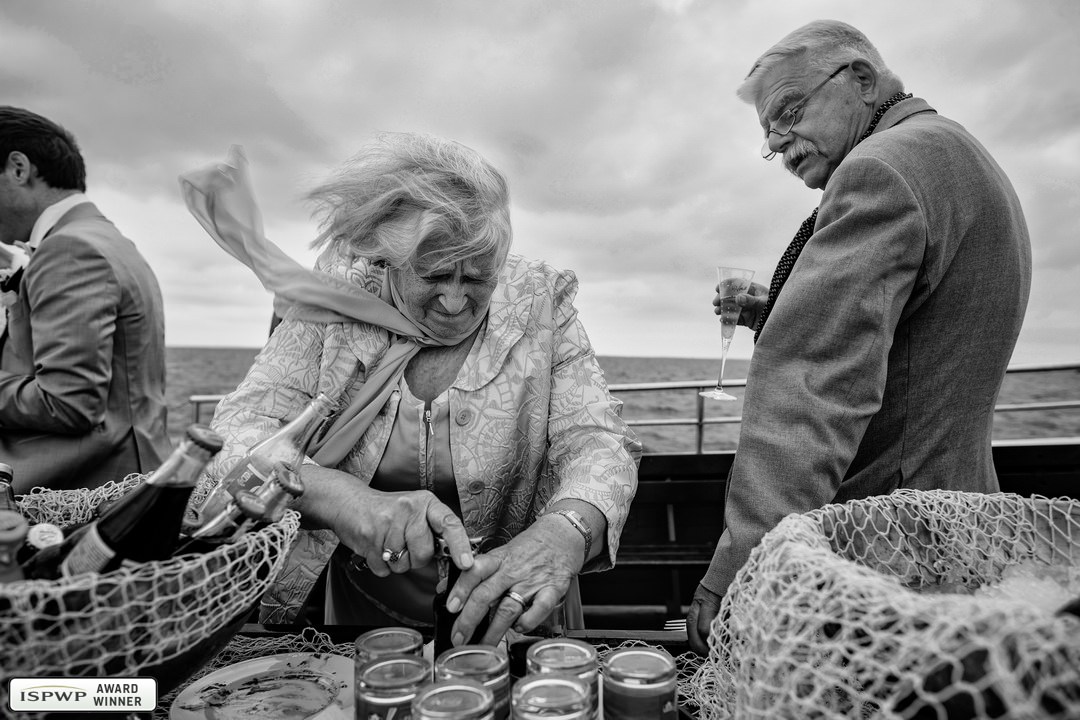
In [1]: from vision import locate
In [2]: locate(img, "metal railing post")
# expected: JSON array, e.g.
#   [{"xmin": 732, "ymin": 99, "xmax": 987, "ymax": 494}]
[{"xmin": 696, "ymin": 391, "xmax": 705, "ymax": 455}]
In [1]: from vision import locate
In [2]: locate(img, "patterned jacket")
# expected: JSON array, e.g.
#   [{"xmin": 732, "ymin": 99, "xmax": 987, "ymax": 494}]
[{"xmin": 205, "ymin": 250, "xmax": 642, "ymax": 621}]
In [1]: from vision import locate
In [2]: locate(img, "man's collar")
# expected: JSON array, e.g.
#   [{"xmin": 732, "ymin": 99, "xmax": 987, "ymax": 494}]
[
  {"xmin": 873, "ymin": 97, "xmax": 935, "ymax": 135},
  {"xmin": 28, "ymin": 192, "xmax": 91, "ymax": 249}
]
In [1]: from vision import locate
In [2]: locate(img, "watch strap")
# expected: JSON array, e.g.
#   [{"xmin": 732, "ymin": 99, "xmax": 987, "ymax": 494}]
[{"xmin": 548, "ymin": 508, "xmax": 592, "ymax": 566}]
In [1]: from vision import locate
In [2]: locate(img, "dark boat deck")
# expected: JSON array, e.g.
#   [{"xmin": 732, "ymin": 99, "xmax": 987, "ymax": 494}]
[{"xmin": 579, "ymin": 439, "xmax": 1080, "ymax": 629}]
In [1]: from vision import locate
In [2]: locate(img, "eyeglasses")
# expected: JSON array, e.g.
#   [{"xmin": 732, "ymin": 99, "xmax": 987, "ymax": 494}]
[{"xmin": 761, "ymin": 64, "xmax": 849, "ymax": 160}]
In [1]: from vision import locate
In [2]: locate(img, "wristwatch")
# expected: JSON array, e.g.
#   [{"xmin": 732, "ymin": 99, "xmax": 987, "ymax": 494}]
[{"xmin": 548, "ymin": 508, "xmax": 593, "ymax": 566}]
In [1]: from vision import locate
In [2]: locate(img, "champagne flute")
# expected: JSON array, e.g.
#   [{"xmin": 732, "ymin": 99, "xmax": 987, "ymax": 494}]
[{"xmin": 700, "ymin": 266, "xmax": 755, "ymax": 401}]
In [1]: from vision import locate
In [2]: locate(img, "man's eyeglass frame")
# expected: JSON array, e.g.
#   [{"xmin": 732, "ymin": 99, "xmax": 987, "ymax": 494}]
[{"xmin": 761, "ymin": 64, "xmax": 850, "ymax": 160}]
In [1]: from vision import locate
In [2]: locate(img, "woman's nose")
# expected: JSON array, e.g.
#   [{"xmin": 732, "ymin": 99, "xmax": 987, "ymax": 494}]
[{"xmin": 439, "ymin": 285, "xmax": 468, "ymax": 314}]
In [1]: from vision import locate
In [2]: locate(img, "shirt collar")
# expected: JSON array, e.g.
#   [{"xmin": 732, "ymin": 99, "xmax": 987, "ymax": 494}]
[{"xmin": 28, "ymin": 193, "xmax": 91, "ymax": 250}]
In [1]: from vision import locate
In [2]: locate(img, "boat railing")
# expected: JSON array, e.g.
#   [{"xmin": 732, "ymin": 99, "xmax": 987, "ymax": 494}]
[{"xmin": 188, "ymin": 360, "xmax": 1080, "ymax": 455}]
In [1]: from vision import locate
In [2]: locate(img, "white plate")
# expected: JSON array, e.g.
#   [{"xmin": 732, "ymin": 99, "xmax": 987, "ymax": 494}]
[{"xmin": 170, "ymin": 652, "xmax": 353, "ymax": 720}]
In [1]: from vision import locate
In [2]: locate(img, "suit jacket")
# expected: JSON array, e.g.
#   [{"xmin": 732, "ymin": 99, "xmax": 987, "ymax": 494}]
[
  {"xmin": 701, "ymin": 98, "xmax": 1032, "ymax": 596},
  {"xmin": 0, "ymin": 202, "xmax": 172, "ymax": 492}
]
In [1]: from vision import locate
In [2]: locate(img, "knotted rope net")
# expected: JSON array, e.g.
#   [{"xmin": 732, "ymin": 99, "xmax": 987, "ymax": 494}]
[
  {"xmin": 1, "ymin": 474, "xmax": 301, "ymax": 718},
  {"xmin": 685, "ymin": 490, "xmax": 1080, "ymax": 719}
]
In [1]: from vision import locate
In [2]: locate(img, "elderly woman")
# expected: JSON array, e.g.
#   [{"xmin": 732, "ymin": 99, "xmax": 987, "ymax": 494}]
[{"xmin": 180, "ymin": 133, "xmax": 640, "ymax": 647}]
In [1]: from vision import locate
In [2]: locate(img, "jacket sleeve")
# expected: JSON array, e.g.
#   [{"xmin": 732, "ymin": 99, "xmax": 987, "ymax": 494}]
[
  {"xmin": 542, "ymin": 269, "xmax": 642, "ymax": 571},
  {"xmin": 0, "ymin": 235, "xmax": 117, "ymax": 432},
  {"xmin": 700, "ymin": 154, "xmax": 926, "ymax": 597},
  {"xmin": 204, "ymin": 308, "xmax": 333, "ymax": 483}
]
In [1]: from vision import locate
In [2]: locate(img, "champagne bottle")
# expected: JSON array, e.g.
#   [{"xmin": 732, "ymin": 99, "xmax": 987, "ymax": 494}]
[
  {"xmin": 0, "ymin": 462, "xmax": 68, "ymax": 565},
  {"xmin": 185, "ymin": 392, "xmax": 335, "ymax": 534},
  {"xmin": 0, "ymin": 510, "xmax": 28, "ymax": 583},
  {"xmin": 0, "ymin": 463, "xmax": 19, "ymax": 514},
  {"xmin": 21, "ymin": 425, "xmax": 224, "ymax": 579},
  {"xmin": 18, "ymin": 522, "xmax": 64, "ymax": 565},
  {"xmin": 175, "ymin": 464, "xmax": 304, "ymax": 553}
]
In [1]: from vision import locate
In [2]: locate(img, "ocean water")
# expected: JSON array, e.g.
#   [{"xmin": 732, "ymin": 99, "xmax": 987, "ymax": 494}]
[{"xmin": 166, "ymin": 348, "xmax": 1080, "ymax": 454}]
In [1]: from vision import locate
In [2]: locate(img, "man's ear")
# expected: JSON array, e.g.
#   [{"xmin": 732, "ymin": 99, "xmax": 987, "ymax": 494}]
[
  {"xmin": 848, "ymin": 59, "xmax": 879, "ymax": 105},
  {"xmin": 4, "ymin": 151, "xmax": 34, "ymax": 185}
]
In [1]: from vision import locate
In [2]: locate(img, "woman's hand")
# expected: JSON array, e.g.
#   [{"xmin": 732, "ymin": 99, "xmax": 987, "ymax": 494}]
[
  {"xmin": 714, "ymin": 280, "xmax": 768, "ymax": 329},
  {"xmin": 296, "ymin": 465, "xmax": 475, "ymax": 576},
  {"xmin": 443, "ymin": 514, "xmax": 584, "ymax": 646}
]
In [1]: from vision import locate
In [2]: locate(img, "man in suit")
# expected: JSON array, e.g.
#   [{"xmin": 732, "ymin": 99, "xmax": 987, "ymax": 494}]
[
  {"xmin": 687, "ymin": 21, "xmax": 1031, "ymax": 654},
  {"xmin": 0, "ymin": 106, "xmax": 171, "ymax": 492}
]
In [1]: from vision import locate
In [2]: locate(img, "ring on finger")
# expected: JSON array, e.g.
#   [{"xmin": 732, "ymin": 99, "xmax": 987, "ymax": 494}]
[
  {"xmin": 504, "ymin": 590, "xmax": 529, "ymax": 608},
  {"xmin": 381, "ymin": 547, "xmax": 408, "ymax": 563}
]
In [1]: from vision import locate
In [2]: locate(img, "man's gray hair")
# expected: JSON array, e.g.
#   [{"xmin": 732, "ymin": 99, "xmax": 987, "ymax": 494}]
[
  {"xmin": 307, "ymin": 132, "xmax": 512, "ymax": 270},
  {"xmin": 737, "ymin": 20, "xmax": 902, "ymax": 104}
]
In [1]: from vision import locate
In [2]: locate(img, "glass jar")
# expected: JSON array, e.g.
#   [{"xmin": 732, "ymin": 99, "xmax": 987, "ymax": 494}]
[
  {"xmin": 600, "ymin": 647, "xmax": 678, "ymax": 720},
  {"xmin": 355, "ymin": 653, "xmax": 431, "ymax": 720},
  {"xmin": 525, "ymin": 638, "xmax": 598, "ymax": 719},
  {"xmin": 435, "ymin": 645, "xmax": 510, "ymax": 720},
  {"xmin": 511, "ymin": 673, "xmax": 589, "ymax": 719},
  {"xmin": 413, "ymin": 679, "xmax": 495, "ymax": 720},
  {"xmin": 355, "ymin": 626, "xmax": 425, "ymax": 666}
]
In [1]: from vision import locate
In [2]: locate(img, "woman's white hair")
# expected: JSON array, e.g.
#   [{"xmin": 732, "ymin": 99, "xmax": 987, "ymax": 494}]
[
  {"xmin": 736, "ymin": 20, "xmax": 903, "ymax": 104},
  {"xmin": 307, "ymin": 132, "xmax": 512, "ymax": 270}
]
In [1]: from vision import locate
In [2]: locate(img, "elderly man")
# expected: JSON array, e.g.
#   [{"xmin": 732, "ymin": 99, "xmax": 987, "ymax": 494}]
[
  {"xmin": 0, "ymin": 106, "xmax": 171, "ymax": 492},
  {"xmin": 687, "ymin": 21, "xmax": 1031, "ymax": 654}
]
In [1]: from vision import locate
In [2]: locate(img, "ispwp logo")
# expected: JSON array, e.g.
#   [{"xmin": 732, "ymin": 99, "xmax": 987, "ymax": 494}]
[{"xmin": 8, "ymin": 677, "xmax": 157, "ymax": 712}]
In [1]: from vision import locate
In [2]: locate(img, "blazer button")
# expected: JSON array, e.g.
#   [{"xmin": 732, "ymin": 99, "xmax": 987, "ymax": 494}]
[
  {"xmin": 455, "ymin": 410, "xmax": 472, "ymax": 426},
  {"xmin": 466, "ymin": 479, "xmax": 485, "ymax": 495}
]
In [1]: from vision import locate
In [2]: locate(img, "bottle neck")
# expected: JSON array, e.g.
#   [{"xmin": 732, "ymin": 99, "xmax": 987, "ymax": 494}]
[
  {"xmin": 145, "ymin": 439, "xmax": 215, "ymax": 488},
  {"xmin": 254, "ymin": 394, "xmax": 334, "ymax": 455}
]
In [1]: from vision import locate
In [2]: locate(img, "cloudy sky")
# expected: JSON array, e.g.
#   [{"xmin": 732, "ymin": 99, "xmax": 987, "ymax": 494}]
[{"xmin": 2, "ymin": 0, "xmax": 1077, "ymax": 363}]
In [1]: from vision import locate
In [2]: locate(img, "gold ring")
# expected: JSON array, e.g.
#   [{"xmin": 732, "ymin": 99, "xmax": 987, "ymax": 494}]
[{"xmin": 505, "ymin": 590, "xmax": 528, "ymax": 607}]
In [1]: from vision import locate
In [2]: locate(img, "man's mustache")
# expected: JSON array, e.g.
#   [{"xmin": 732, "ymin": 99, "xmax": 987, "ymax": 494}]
[{"xmin": 783, "ymin": 138, "xmax": 820, "ymax": 175}]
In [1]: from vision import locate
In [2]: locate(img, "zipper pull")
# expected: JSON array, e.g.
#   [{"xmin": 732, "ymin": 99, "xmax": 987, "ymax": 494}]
[{"xmin": 424, "ymin": 407, "xmax": 434, "ymax": 436}]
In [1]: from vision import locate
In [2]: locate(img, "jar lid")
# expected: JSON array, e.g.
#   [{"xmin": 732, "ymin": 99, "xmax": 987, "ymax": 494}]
[
  {"xmin": 435, "ymin": 645, "xmax": 508, "ymax": 679},
  {"xmin": 526, "ymin": 638, "xmax": 597, "ymax": 671},
  {"xmin": 512, "ymin": 673, "xmax": 588, "ymax": 714},
  {"xmin": 26, "ymin": 523, "xmax": 64, "ymax": 549},
  {"xmin": 602, "ymin": 647, "xmax": 676, "ymax": 684},
  {"xmin": 412, "ymin": 679, "xmax": 493, "ymax": 718},
  {"xmin": 355, "ymin": 626, "xmax": 424, "ymax": 658},
  {"xmin": 357, "ymin": 654, "xmax": 431, "ymax": 689}
]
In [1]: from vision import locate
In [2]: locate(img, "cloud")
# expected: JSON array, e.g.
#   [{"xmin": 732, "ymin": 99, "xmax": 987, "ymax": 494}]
[{"xmin": 1, "ymin": 0, "xmax": 1076, "ymax": 363}]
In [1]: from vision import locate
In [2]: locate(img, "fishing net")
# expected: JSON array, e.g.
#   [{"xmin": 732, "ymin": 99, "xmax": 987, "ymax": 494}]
[
  {"xmin": 1, "ymin": 474, "xmax": 301, "ymax": 718},
  {"xmin": 686, "ymin": 490, "xmax": 1080, "ymax": 719}
]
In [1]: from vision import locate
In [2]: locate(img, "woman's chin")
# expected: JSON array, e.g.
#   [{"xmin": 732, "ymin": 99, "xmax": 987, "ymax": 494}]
[{"xmin": 423, "ymin": 314, "xmax": 476, "ymax": 341}]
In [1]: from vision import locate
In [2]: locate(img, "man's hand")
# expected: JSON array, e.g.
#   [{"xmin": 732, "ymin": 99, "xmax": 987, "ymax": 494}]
[
  {"xmin": 713, "ymin": 280, "xmax": 768, "ymax": 329},
  {"xmin": 686, "ymin": 583, "xmax": 723, "ymax": 656}
]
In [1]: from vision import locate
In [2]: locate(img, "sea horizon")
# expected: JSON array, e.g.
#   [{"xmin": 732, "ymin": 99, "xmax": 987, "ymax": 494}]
[{"xmin": 165, "ymin": 348, "xmax": 1079, "ymax": 454}]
